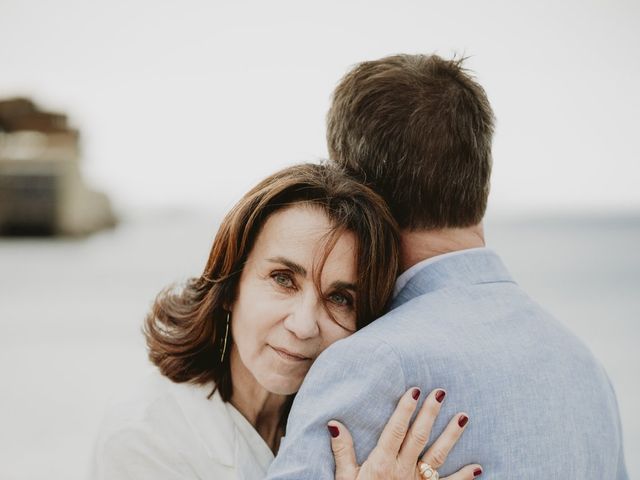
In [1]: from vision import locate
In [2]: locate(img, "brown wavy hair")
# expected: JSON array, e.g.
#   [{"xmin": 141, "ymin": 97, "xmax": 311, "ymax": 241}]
[{"xmin": 144, "ymin": 163, "xmax": 399, "ymax": 404}]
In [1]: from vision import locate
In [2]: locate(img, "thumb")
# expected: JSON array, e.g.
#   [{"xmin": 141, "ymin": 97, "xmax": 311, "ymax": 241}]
[{"xmin": 328, "ymin": 421, "xmax": 359, "ymax": 480}]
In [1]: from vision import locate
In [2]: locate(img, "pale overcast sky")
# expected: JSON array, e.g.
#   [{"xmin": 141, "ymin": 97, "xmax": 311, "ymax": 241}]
[{"xmin": 1, "ymin": 0, "xmax": 638, "ymax": 215}]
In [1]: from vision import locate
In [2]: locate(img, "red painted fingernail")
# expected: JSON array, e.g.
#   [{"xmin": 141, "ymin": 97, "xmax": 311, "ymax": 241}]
[
  {"xmin": 435, "ymin": 390, "xmax": 446, "ymax": 403},
  {"xmin": 458, "ymin": 414, "xmax": 469, "ymax": 427},
  {"xmin": 328, "ymin": 425, "xmax": 340, "ymax": 438},
  {"xmin": 412, "ymin": 388, "xmax": 420, "ymax": 400},
  {"xmin": 474, "ymin": 467, "xmax": 483, "ymax": 477}
]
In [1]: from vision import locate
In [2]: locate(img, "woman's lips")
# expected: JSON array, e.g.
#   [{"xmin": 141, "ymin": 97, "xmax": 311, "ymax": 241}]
[{"xmin": 270, "ymin": 345, "xmax": 311, "ymax": 362}]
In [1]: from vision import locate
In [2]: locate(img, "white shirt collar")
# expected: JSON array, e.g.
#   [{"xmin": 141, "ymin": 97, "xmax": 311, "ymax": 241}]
[
  {"xmin": 225, "ymin": 402, "xmax": 274, "ymax": 479},
  {"xmin": 393, "ymin": 247, "xmax": 489, "ymax": 298}
]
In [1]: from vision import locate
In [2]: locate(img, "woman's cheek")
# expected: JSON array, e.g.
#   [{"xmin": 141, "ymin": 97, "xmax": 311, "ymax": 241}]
[{"xmin": 320, "ymin": 324, "xmax": 353, "ymax": 351}]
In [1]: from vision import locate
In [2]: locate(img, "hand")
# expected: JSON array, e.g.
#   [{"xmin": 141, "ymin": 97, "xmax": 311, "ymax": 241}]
[{"xmin": 328, "ymin": 388, "xmax": 482, "ymax": 480}]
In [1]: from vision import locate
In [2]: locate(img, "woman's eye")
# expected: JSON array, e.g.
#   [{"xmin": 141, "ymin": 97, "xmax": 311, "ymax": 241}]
[
  {"xmin": 272, "ymin": 272, "xmax": 294, "ymax": 289},
  {"xmin": 328, "ymin": 292, "xmax": 352, "ymax": 307}
]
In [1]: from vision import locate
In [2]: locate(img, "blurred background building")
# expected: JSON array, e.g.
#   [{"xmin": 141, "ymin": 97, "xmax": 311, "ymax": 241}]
[
  {"xmin": 0, "ymin": 97, "xmax": 116, "ymax": 235},
  {"xmin": 0, "ymin": 0, "xmax": 638, "ymax": 478}
]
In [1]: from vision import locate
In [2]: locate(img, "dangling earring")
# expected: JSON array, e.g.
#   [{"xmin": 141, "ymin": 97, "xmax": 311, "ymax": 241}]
[{"xmin": 220, "ymin": 311, "xmax": 230, "ymax": 363}]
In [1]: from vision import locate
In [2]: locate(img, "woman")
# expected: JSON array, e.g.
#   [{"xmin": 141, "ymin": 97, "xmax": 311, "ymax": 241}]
[{"xmin": 92, "ymin": 164, "xmax": 481, "ymax": 479}]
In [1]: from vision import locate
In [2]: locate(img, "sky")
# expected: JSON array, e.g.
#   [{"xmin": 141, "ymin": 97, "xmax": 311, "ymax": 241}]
[{"xmin": 1, "ymin": 0, "xmax": 639, "ymax": 215}]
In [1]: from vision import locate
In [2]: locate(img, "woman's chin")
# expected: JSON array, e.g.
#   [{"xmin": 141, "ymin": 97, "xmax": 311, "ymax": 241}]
[{"xmin": 260, "ymin": 375, "xmax": 303, "ymax": 396}]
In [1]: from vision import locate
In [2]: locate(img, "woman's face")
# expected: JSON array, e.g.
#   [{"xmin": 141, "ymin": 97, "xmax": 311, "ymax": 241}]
[{"xmin": 230, "ymin": 204, "xmax": 358, "ymax": 395}]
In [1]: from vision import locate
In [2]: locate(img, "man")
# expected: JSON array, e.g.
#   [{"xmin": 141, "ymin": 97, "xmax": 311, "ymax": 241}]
[{"xmin": 266, "ymin": 54, "xmax": 628, "ymax": 478}]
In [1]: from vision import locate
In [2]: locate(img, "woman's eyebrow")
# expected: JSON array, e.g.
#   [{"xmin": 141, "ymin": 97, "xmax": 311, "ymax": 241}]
[
  {"xmin": 329, "ymin": 280, "xmax": 357, "ymax": 292},
  {"xmin": 267, "ymin": 257, "xmax": 307, "ymax": 276}
]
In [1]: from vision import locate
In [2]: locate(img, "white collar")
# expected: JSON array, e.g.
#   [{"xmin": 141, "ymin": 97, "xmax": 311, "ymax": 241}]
[
  {"xmin": 167, "ymin": 377, "xmax": 237, "ymax": 467},
  {"xmin": 226, "ymin": 402, "xmax": 275, "ymax": 479},
  {"xmin": 171, "ymin": 377, "xmax": 274, "ymax": 477},
  {"xmin": 393, "ymin": 247, "xmax": 489, "ymax": 298}
]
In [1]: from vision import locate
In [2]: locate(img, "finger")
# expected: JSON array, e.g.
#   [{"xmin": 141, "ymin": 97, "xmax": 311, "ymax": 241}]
[
  {"xmin": 375, "ymin": 387, "xmax": 421, "ymax": 456},
  {"xmin": 398, "ymin": 388, "xmax": 446, "ymax": 466},
  {"xmin": 440, "ymin": 464, "xmax": 483, "ymax": 479},
  {"xmin": 328, "ymin": 421, "xmax": 359, "ymax": 480},
  {"xmin": 421, "ymin": 412, "xmax": 470, "ymax": 469}
]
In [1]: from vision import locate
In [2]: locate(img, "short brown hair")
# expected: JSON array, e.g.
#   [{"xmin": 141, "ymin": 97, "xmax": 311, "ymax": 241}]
[
  {"xmin": 144, "ymin": 163, "xmax": 399, "ymax": 403},
  {"xmin": 327, "ymin": 54, "xmax": 495, "ymax": 230}
]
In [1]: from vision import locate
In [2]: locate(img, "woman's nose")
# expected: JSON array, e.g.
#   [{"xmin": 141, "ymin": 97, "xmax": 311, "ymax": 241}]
[{"xmin": 283, "ymin": 293, "xmax": 322, "ymax": 340}]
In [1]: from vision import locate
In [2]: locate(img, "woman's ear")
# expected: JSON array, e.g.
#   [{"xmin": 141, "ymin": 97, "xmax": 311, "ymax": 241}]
[{"xmin": 221, "ymin": 284, "xmax": 236, "ymax": 312}]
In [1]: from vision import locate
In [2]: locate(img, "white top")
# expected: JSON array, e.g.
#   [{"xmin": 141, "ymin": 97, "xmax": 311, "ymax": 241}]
[
  {"xmin": 91, "ymin": 372, "xmax": 274, "ymax": 480},
  {"xmin": 393, "ymin": 247, "xmax": 489, "ymax": 298}
]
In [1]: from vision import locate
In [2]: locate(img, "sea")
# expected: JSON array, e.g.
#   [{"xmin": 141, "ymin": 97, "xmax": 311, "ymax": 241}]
[{"xmin": 1, "ymin": 210, "xmax": 638, "ymax": 479}]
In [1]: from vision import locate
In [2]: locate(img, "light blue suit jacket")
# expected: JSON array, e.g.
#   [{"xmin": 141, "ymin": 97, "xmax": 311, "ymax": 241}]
[{"xmin": 266, "ymin": 249, "xmax": 628, "ymax": 479}]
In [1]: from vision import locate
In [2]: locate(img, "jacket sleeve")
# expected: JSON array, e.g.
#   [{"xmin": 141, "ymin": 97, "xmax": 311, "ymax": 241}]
[
  {"xmin": 91, "ymin": 424, "xmax": 197, "ymax": 480},
  {"xmin": 607, "ymin": 376, "xmax": 630, "ymax": 480},
  {"xmin": 266, "ymin": 335, "xmax": 407, "ymax": 479}
]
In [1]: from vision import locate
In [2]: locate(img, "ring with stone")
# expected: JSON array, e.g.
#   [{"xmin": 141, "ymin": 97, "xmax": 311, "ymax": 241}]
[{"xmin": 418, "ymin": 460, "xmax": 439, "ymax": 479}]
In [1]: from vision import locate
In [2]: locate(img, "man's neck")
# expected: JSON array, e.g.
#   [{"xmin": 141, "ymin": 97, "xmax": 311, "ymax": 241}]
[{"xmin": 399, "ymin": 223, "xmax": 486, "ymax": 272}]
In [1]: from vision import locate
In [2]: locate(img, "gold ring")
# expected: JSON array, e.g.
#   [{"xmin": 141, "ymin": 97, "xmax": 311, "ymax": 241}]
[{"xmin": 418, "ymin": 460, "xmax": 439, "ymax": 479}]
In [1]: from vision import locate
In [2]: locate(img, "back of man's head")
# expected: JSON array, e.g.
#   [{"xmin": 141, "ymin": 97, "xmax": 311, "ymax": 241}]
[{"xmin": 327, "ymin": 54, "xmax": 495, "ymax": 230}]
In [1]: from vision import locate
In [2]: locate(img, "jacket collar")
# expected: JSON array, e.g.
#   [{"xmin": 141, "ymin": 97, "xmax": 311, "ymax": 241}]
[
  {"xmin": 391, "ymin": 248, "xmax": 515, "ymax": 309},
  {"xmin": 171, "ymin": 380, "xmax": 236, "ymax": 467}
]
